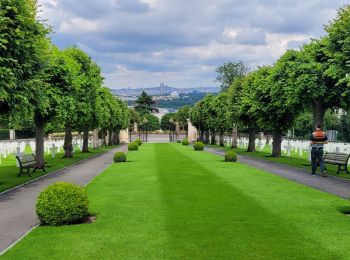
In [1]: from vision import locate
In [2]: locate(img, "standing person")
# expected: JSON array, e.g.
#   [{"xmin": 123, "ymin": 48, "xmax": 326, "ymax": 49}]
[{"xmin": 310, "ymin": 123, "xmax": 328, "ymax": 176}]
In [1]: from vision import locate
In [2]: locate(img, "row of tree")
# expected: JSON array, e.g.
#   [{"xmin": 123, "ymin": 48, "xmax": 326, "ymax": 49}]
[
  {"xmin": 188, "ymin": 5, "xmax": 350, "ymax": 157},
  {"xmin": 160, "ymin": 105, "xmax": 190, "ymax": 134},
  {"xmin": 0, "ymin": 0, "xmax": 129, "ymax": 165}
]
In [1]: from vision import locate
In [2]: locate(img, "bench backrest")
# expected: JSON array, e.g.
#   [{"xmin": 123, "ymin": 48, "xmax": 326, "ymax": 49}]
[
  {"xmin": 324, "ymin": 152, "xmax": 350, "ymax": 164},
  {"xmin": 16, "ymin": 154, "xmax": 36, "ymax": 167}
]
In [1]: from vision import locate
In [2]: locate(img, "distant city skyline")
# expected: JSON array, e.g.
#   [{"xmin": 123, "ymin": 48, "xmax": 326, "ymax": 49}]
[{"xmin": 40, "ymin": 0, "xmax": 348, "ymax": 89}]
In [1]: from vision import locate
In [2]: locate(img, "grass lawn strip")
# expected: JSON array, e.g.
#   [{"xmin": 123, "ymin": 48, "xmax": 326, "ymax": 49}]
[
  {"xmin": 0, "ymin": 146, "xmax": 117, "ymax": 194},
  {"xmin": 3, "ymin": 143, "xmax": 350, "ymax": 258},
  {"xmin": 210, "ymin": 144, "xmax": 350, "ymax": 179}
]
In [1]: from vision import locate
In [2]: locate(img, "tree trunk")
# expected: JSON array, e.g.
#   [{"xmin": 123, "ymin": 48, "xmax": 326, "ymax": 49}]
[
  {"xmin": 312, "ymin": 101, "xmax": 327, "ymax": 128},
  {"xmin": 247, "ymin": 127, "xmax": 256, "ymax": 152},
  {"xmin": 204, "ymin": 130, "xmax": 210, "ymax": 144},
  {"xmin": 210, "ymin": 131, "xmax": 216, "ymax": 145},
  {"xmin": 219, "ymin": 131, "xmax": 224, "ymax": 146},
  {"xmin": 63, "ymin": 124, "xmax": 73, "ymax": 158},
  {"xmin": 82, "ymin": 129, "xmax": 89, "ymax": 153},
  {"xmin": 108, "ymin": 129, "xmax": 113, "ymax": 146},
  {"xmin": 34, "ymin": 115, "xmax": 45, "ymax": 167},
  {"xmin": 199, "ymin": 129, "xmax": 204, "ymax": 142},
  {"xmin": 116, "ymin": 131, "xmax": 120, "ymax": 145},
  {"xmin": 272, "ymin": 129, "xmax": 282, "ymax": 157},
  {"xmin": 231, "ymin": 124, "xmax": 238, "ymax": 148}
]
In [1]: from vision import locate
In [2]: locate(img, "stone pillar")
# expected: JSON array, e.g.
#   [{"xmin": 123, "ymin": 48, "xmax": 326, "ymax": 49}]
[
  {"xmin": 119, "ymin": 129, "xmax": 130, "ymax": 144},
  {"xmin": 187, "ymin": 119, "xmax": 197, "ymax": 142},
  {"xmin": 133, "ymin": 122, "xmax": 138, "ymax": 133},
  {"xmin": 9, "ymin": 129, "xmax": 15, "ymax": 140},
  {"xmin": 93, "ymin": 129, "xmax": 99, "ymax": 149}
]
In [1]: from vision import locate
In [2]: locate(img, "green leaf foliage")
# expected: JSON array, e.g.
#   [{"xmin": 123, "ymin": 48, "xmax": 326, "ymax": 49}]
[{"xmin": 36, "ymin": 182, "xmax": 89, "ymax": 226}]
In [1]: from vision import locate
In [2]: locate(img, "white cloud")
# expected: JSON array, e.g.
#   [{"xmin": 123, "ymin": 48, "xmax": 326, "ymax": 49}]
[
  {"xmin": 38, "ymin": 0, "xmax": 349, "ymax": 89},
  {"xmin": 59, "ymin": 18, "xmax": 101, "ymax": 34}
]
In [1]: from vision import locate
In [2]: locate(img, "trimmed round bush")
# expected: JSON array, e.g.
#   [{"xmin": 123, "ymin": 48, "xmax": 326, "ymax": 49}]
[
  {"xmin": 182, "ymin": 139, "xmax": 189, "ymax": 146},
  {"xmin": 113, "ymin": 152, "xmax": 126, "ymax": 163},
  {"xmin": 193, "ymin": 141, "xmax": 204, "ymax": 151},
  {"xmin": 36, "ymin": 182, "xmax": 89, "ymax": 226},
  {"xmin": 225, "ymin": 151, "xmax": 237, "ymax": 162},
  {"xmin": 128, "ymin": 142, "xmax": 139, "ymax": 151},
  {"xmin": 135, "ymin": 138, "xmax": 142, "ymax": 146}
]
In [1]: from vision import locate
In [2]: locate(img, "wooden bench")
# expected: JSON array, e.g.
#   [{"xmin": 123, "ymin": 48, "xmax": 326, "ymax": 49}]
[
  {"xmin": 323, "ymin": 152, "xmax": 350, "ymax": 174},
  {"xmin": 16, "ymin": 154, "xmax": 46, "ymax": 177}
]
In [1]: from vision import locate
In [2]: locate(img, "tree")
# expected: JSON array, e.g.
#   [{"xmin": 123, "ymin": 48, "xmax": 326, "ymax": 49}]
[
  {"xmin": 175, "ymin": 105, "xmax": 190, "ymax": 137},
  {"xmin": 0, "ymin": 0, "xmax": 51, "ymax": 165},
  {"xmin": 216, "ymin": 62, "xmax": 249, "ymax": 147},
  {"xmin": 112, "ymin": 98, "xmax": 129, "ymax": 145},
  {"xmin": 248, "ymin": 63, "xmax": 303, "ymax": 157},
  {"xmin": 229, "ymin": 74, "xmax": 260, "ymax": 152},
  {"xmin": 46, "ymin": 48, "xmax": 82, "ymax": 158},
  {"xmin": 64, "ymin": 47, "xmax": 104, "ymax": 153},
  {"xmin": 160, "ymin": 113, "xmax": 176, "ymax": 131},
  {"xmin": 216, "ymin": 61, "xmax": 249, "ymax": 92},
  {"xmin": 32, "ymin": 44, "xmax": 78, "ymax": 166},
  {"xmin": 190, "ymin": 100, "xmax": 207, "ymax": 142},
  {"xmin": 325, "ymin": 5, "xmax": 350, "ymax": 91},
  {"xmin": 0, "ymin": 0, "xmax": 49, "ymax": 119},
  {"xmin": 139, "ymin": 114, "xmax": 160, "ymax": 132},
  {"xmin": 211, "ymin": 93, "xmax": 231, "ymax": 146},
  {"xmin": 134, "ymin": 91, "xmax": 158, "ymax": 114},
  {"xmin": 288, "ymin": 39, "xmax": 346, "ymax": 128},
  {"xmin": 293, "ymin": 112, "xmax": 314, "ymax": 139}
]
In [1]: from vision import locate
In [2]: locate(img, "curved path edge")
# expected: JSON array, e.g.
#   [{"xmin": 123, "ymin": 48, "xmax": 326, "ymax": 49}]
[
  {"xmin": 0, "ymin": 145, "xmax": 127, "ymax": 254},
  {"xmin": 205, "ymin": 146, "xmax": 350, "ymax": 200}
]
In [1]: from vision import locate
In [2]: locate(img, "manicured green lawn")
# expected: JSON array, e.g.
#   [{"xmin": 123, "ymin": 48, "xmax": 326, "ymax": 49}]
[
  {"xmin": 3, "ymin": 143, "xmax": 350, "ymax": 258},
  {"xmin": 212, "ymin": 144, "xmax": 350, "ymax": 179},
  {"xmin": 0, "ymin": 145, "xmax": 116, "ymax": 193}
]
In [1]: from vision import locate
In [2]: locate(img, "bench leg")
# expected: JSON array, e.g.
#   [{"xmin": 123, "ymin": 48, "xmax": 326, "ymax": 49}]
[
  {"xmin": 17, "ymin": 168, "xmax": 22, "ymax": 177},
  {"xmin": 27, "ymin": 168, "xmax": 32, "ymax": 177},
  {"xmin": 337, "ymin": 165, "xmax": 340, "ymax": 174}
]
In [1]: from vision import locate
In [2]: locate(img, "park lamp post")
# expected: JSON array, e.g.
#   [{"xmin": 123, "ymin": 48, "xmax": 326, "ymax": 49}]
[
  {"xmin": 143, "ymin": 117, "xmax": 148, "ymax": 142},
  {"xmin": 169, "ymin": 117, "xmax": 174, "ymax": 142}
]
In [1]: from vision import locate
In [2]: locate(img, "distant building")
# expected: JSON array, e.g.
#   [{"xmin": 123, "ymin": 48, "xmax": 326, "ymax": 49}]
[
  {"xmin": 153, "ymin": 108, "xmax": 169, "ymax": 120},
  {"xmin": 170, "ymin": 91, "xmax": 179, "ymax": 98}
]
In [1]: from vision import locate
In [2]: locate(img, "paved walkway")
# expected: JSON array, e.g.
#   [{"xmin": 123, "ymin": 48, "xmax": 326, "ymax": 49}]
[
  {"xmin": 0, "ymin": 146, "xmax": 126, "ymax": 254},
  {"xmin": 205, "ymin": 147, "xmax": 350, "ymax": 199}
]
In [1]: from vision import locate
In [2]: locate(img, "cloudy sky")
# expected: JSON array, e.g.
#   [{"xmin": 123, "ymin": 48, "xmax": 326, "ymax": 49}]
[{"xmin": 40, "ymin": 0, "xmax": 348, "ymax": 89}]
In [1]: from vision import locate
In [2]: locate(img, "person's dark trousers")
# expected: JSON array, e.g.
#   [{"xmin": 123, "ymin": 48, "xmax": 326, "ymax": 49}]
[{"xmin": 311, "ymin": 148, "xmax": 325, "ymax": 174}]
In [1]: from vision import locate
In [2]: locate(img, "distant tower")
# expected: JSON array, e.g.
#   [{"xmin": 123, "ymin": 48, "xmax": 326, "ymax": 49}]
[{"xmin": 160, "ymin": 82, "xmax": 164, "ymax": 95}]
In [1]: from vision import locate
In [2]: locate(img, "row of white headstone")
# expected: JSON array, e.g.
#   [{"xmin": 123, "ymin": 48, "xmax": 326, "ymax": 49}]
[
  {"xmin": 0, "ymin": 138, "xmax": 104, "ymax": 166},
  {"xmin": 234, "ymin": 137, "xmax": 350, "ymax": 162}
]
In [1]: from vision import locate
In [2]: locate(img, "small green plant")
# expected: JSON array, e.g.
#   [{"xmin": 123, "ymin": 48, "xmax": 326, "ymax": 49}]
[
  {"xmin": 36, "ymin": 182, "xmax": 89, "ymax": 226},
  {"xmin": 193, "ymin": 141, "xmax": 204, "ymax": 151},
  {"xmin": 177, "ymin": 140, "xmax": 181, "ymax": 143},
  {"xmin": 225, "ymin": 151, "xmax": 237, "ymax": 162},
  {"xmin": 135, "ymin": 138, "xmax": 142, "ymax": 146},
  {"xmin": 182, "ymin": 139, "xmax": 189, "ymax": 145},
  {"xmin": 113, "ymin": 152, "xmax": 126, "ymax": 163},
  {"xmin": 128, "ymin": 142, "xmax": 139, "ymax": 151}
]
